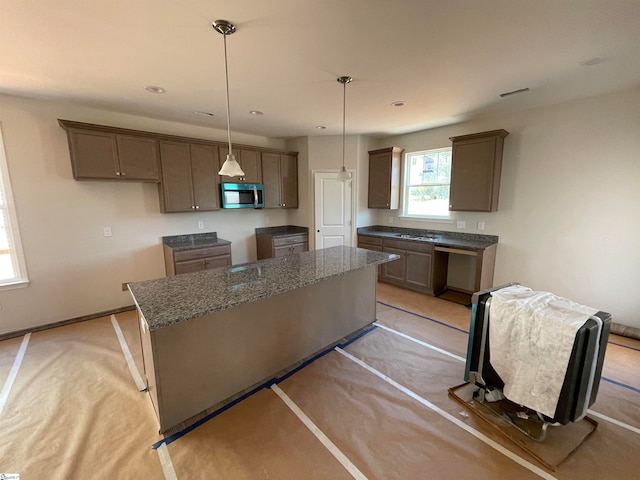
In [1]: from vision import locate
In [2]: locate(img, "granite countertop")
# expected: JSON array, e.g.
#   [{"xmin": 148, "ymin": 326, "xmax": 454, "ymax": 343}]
[
  {"xmin": 255, "ymin": 225, "xmax": 309, "ymax": 237},
  {"xmin": 129, "ymin": 245, "xmax": 398, "ymax": 331},
  {"xmin": 357, "ymin": 225, "xmax": 498, "ymax": 250},
  {"xmin": 162, "ymin": 232, "xmax": 231, "ymax": 251}
]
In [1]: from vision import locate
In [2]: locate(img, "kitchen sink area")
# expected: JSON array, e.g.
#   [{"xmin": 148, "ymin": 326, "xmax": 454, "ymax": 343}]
[{"xmin": 357, "ymin": 225, "xmax": 499, "ymax": 305}]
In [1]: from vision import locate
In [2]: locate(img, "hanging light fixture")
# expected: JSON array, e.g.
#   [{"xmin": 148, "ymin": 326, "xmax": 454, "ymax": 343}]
[
  {"xmin": 336, "ymin": 76, "xmax": 353, "ymax": 182},
  {"xmin": 213, "ymin": 19, "xmax": 245, "ymax": 177}
]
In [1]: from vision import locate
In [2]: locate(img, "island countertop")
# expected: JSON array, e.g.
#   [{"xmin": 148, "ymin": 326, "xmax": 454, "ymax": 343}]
[{"xmin": 128, "ymin": 245, "xmax": 398, "ymax": 331}]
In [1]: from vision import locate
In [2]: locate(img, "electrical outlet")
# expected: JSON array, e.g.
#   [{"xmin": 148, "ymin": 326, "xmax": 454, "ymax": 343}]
[
  {"xmin": 197, "ymin": 221, "xmax": 204, "ymax": 230},
  {"xmin": 477, "ymin": 221, "xmax": 485, "ymax": 231},
  {"xmin": 456, "ymin": 221, "xmax": 466, "ymax": 229},
  {"xmin": 103, "ymin": 226, "xmax": 112, "ymax": 237}
]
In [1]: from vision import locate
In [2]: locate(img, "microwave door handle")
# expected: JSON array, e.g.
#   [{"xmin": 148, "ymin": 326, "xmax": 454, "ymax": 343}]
[{"xmin": 253, "ymin": 185, "xmax": 258, "ymax": 207}]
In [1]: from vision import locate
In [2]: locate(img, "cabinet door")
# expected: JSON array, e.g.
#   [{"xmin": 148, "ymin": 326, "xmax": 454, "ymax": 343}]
[
  {"xmin": 68, "ymin": 129, "xmax": 119, "ymax": 179},
  {"xmin": 405, "ymin": 251, "xmax": 432, "ymax": 291},
  {"xmin": 261, "ymin": 152, "xmax": 282, "ymax": 208},
  {"xmin": 280, "ymin": 154, "xmax": 298, "ymax": 208},
  {"xmin": 368, "ymin": 147, "xmax": 402, "ymax": 209},
  {"xmin": 116, "ymin": 135, "xmax": 160, "ymax": 181},
  {"xmin": 449, "ymin": 130, "xmax": 507, "ymax": 212},
  {"xmin": 190, "ymin": 144, "xmax": 220, "ymax": 210},
  {"xmin": 175, "ymin": 259, "xmax": 205, "ymax": 275},
  {"xmin": 159, "ymin": 141, "xmax": 195, "ymax": 213},
  {"xmin": 239, "ymin": 149, "xmax": 262, "ymax": 184},
  {"xmin": 382, "ymin": 247, "xmax": 405, "ymax": 282}
]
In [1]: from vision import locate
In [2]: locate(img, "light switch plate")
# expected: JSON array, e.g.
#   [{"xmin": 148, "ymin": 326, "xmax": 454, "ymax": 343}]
[
  {"xmin": 477, "ymin": 221, "xmax": 485, "ymax": 230},
  {"xmin": 197, "ymin": 221, "xmax": 204, "ymax": 230},
  {"xmin": 456, "ymin": 221, "xmax": 466, "ymax": 229},
  {"xmin": 103, "ymin": 226, "xmax": 112, "ymax": 237}
]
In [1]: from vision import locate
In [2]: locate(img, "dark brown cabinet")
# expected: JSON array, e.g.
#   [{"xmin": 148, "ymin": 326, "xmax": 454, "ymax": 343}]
[
  {"xmin": 257, "ymin": 233, "xmax": 309, "ymax": 259},
  {"xmin": 449, "ymin": 130, "xmax": 509, "ymax": 212},
  {"xmin": 59, "ymin": 120, "xmax": 160, "ymax": 181},
  {"xmin": 158, "ymin": 141, "xmax": 220, "ymax": 213},
  {"xmin": 357, "ymin": 234, "xmax": 383, "ymax": 276},
  {"xmin": 219, "ymin": 148, "xmax": 262, "ymax": 184},
  {"xmin": 380, "ymin": 238, "xmax": 437, "ymax": 294},
  {"xmin": 368, "ymin": 147, "xmax": 403, "ymax": 209},
  {"xmin": 163, "ymin": 244, "xmax": 232, "ymax": 276},
  {"xmin": 261, "ymin": 152, "xmax": 298, "ymax": 209}
]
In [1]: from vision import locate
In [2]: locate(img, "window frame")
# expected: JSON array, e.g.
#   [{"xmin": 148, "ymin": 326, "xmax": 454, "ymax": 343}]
[
  {"xmin": 400, "ymin": 147, "xmax": 453, "ymax": 221},
  {"xmin": 0, "ymin": 123, "xmax": 29, "ymax": 290}
]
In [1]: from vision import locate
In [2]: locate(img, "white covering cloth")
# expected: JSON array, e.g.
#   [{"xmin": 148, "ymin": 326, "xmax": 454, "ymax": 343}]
[{"xmin": 489, "ymin": 285, "xmax": 598, "ymax": 418}]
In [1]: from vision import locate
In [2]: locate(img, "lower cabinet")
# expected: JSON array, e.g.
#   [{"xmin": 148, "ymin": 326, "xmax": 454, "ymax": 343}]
[
  {"xmin": 164, "ymin": 244, "xmax": 232, "ymax": 276},
  {"xmin": 357, "ymin": 235, "xmax": 383, "ymax": 276},
  {"xmin": 381, "ymin": 239, "xmax": 434, "ymax": 293},
  {"xmin": 257, "ymin": 233, "xmax": 309, "ymax": 259}
]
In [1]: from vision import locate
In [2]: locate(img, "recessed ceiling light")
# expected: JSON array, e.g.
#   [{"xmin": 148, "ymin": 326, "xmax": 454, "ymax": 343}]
[
  {"xmin": 193, "ymin": 111, "xmax": 215, "ymax": 117},
  {"xmin": 249, "ymin": 110, "xmax": 264, "ymax": 115},
  {"xmin": 499, "ymin": 87, "xmax": 530, "ymax": 98},
  {"xmin": 391, "ymin": 101, "xmax": 405, "ymax": 107},
  {"xmin": 316, "ymin": 126, "xmax": 327, "ymax": 130},
  {"xmin": 580, "ymin": 57, "xmax": 603, "ymax": 66},
  {"xmin": 144, "ymin": 85, "xmax": 166, "ymax": 94}
]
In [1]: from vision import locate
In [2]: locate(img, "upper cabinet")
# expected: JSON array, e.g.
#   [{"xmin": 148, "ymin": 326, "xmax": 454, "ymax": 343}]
[
  {"xmin": 59, "ymin": 120, "xmax": 160, "ymax": 181},
  {"xmin": 219, "ymin": 148, "xmax": 262, "ymax": 184},
  {"xmin": 368, "ymin": 147, "xmax": 404, "ymax": 209},
  {"xmin": 449, "ymin": 129, "xmax": 509, "ymax": 212},
  {"xmin": 261, "ymin": 152, "xmax": 298, "ymax": 209},
  {"xmin": 158, "ymin": 141, "xmax": 220, "ymax": 213}
]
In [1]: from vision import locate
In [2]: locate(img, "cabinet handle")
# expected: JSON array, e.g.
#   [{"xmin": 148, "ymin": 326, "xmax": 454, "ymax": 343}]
[
  {"xmin": 191, "ymin": 206, "xmax": 195, "ymax": 209},
  {"xmin": 195, "ymin": 205, "xmax": 199, "ymax": 209},
  {"xmin": 282, "ymin": 203, "xmax": 286, "ymax": 207},
  {"xmin": 115, "ymin": 172, "xmax": 121, "ymax": 176},
  {"xmin": 121, "ymin": 172, "xmax": 126, "ymax": 176}
]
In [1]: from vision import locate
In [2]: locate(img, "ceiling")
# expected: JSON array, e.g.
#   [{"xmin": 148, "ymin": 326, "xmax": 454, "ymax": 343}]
[{"xmin": 2, "ymin": 0, "xmax": 640, "ymax": 139}]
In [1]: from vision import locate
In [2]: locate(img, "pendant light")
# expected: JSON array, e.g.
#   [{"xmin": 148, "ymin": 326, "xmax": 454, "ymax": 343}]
[
  {"xmin": 336, "ymin": 76, "xmax": 353, "ymax": 182},
  {"xmin": 213, "ymin": 19, "xmax": 245, "ymax": 177}
]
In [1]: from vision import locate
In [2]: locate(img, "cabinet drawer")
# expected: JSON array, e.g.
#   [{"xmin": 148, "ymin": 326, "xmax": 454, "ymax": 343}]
[
  {"xmin": 175, "ymin": 258, "xmax": 206, "ymax": 275},
  {"xmin": 174, "ymin": 245, "xmax": 231, "ymax": 262},
  {"xmin": 358, "ymin": 244, "xmax": 383, "ymax": 252},
  {"xmin": 384, "ymin": 238, "xmax": 433, "ymax": 253},
  {"xmin": 205, "ymin": 255, "xmax": 232, "ymax": 269},
  {"xmin": 357, "ymin": 235, "xmax": 383, "ymax": 247},
  {"xmin": 272, "ymin": 234, "xmax": 308, "ymax": 247}
]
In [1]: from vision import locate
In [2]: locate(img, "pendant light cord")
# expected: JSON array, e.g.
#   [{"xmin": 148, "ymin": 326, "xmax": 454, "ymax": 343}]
[
  {"xmin": 223, "ymin": 33, "xmax": 232, "ymax": 153},
  {"xmin": 342, "ymin": 79, "xmax": 346, "ymax": 169}
]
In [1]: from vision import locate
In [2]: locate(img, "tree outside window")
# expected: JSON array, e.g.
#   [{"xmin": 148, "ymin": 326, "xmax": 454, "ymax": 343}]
[{"xmin": 403, "ymin": 148, "xmax": 452, "ymax": 217}]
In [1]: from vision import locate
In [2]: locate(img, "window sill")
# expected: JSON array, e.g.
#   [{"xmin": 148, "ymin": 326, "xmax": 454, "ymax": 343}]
[
  {"xmin": 0, "ymin": 279, "xmax": 30, "ymax": 291},
  {"xmin": 398, "ymin": 215, "xmax": 454, "ymax": 224}
]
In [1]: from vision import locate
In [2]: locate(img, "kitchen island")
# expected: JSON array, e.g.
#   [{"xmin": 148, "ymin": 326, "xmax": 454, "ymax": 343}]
[{"xmin": 128, "ymin": 245, "xmax": 398, "ymax": 433}]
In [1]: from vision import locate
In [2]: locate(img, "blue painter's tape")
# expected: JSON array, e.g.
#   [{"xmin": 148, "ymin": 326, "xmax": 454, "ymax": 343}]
[
  {"xmin": 601, "ymin": 376, "xmax": 640, "ymax": 394},
  {"xmin": 376, "ymin": 301, "xmax": 469, "ymax": 334},
  {"xmin": 152, "ymin": 324, "xmax": 379, "ymax": 450}
]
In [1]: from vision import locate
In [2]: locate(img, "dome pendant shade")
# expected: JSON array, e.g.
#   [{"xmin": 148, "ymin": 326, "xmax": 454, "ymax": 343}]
[
  {"xmin": 337, "ymin": 165, "xmax": 352, "ymax": 181},
  {"xmin": 218, "ymin": 154, "xmax": 244, "ymax": 177},
  {"xmin": 337, "ymin": 76, "xmax": 353, "ymax": 182},
  {"xmin": 214, "ymin": 19, "xmax": 245, "ymax": 178}
]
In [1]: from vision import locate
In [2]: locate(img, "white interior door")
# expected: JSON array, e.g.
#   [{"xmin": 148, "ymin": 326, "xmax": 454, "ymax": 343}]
[{"xmin": 314, "ymin": 171, "xmax": 353, "ymax": 249}]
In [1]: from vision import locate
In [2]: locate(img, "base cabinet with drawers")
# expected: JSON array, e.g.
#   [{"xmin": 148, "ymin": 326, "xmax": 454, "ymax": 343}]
[
  {"xmin": 256, "ymin": 228, "xmax": 309, "ymax": 260},
  {"xmin": 164, "ymin": 244, "xmax": 232, "ymax": 276}
]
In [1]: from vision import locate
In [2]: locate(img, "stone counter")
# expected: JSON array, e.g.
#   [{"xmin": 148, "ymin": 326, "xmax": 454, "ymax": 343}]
[
  {"xmin": 357, "ymin": 225, "xmax": 498, "ymax": 250},
  {"xmin": 162, "ymin": 232, "xmax": 231, "ymax": 251}
]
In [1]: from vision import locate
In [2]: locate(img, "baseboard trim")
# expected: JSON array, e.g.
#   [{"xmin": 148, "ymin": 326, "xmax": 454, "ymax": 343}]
[{"xmin": 0, "ymin": 305, "xmax": 137, "ymax": 342}]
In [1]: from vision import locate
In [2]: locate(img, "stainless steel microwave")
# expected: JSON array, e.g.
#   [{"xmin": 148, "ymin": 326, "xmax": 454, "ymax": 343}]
[{"xmin": 220, "ymin": 183, "xmax": 264, "ymax": 209}]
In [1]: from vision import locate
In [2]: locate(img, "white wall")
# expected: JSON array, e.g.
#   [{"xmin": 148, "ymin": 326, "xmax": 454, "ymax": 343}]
[
  {"xmin": 375, "ymin": 89, "xmax": 640, "ymax": 328},
  {"xmin": 0, "ymin": 95, "xmax": 290, "ymax": 335}
]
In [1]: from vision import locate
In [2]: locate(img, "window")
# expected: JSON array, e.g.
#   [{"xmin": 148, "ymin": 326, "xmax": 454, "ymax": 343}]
[
  {"xmin": 0, "ymin": 124, "xmax": 28, "ymax": 289},
  {"xmin": 402, "ymin": 147, "xmax": 452, "ymax": 218}
]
